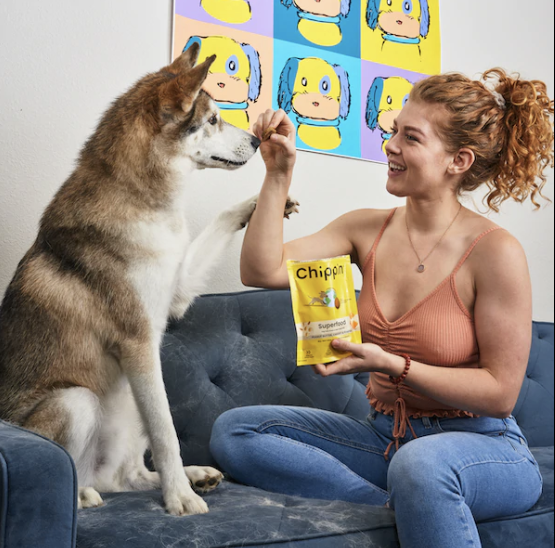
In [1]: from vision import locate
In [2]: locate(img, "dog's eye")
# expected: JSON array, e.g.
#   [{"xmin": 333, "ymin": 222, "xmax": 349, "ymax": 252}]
[{"xmin": 209, "ymin": 115, "xmax": 218, "ymax": 126}]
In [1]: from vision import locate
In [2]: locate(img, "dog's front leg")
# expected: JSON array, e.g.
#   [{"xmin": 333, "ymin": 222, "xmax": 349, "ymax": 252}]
[
  {"xmin": 121, "ymin": 341, "xmax": 208, "ymax": 516},
  {"xmin": 170, "ymin": 195, "xmax": 299, "ymax": 320},
  {"xmin": 169, "ymin": 195, "xmax": 259, "ymax": 320}
]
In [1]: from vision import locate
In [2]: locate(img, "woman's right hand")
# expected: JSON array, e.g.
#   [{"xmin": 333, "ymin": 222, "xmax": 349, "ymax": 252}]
[{"xmin": 252, "ymin": 109, "xmax": 297, "ymax": 178}]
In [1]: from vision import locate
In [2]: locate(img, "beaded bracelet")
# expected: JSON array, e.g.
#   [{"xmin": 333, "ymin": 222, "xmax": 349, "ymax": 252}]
[{"xmin": 389, "ymin": 354, "xmax": 411, "ymax": 385}]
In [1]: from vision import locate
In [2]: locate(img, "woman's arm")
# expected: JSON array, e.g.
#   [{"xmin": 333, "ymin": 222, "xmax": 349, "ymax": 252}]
[
  {"xmin": 315, "ymin": 231, "xmax": 533, "ymax": 419},
  {"xmin": 242, "ymin": 109, "xmax": 357, "ymax": 289}
]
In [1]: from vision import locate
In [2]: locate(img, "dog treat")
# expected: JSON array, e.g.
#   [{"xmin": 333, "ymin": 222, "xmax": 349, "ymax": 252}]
[
  {"xmin": 287, "ymin": 256, "xmax": 362, "ymax": 366},
  {"xmin": 262, "ymin": 127, "xmax": 277, "ymax": 141}
]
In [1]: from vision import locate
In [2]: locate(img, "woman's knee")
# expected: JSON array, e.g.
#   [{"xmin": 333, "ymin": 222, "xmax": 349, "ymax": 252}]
[
  {"xmin": 387, "ymin": 437, "xmax": 454, "ymax": 505},
  {"xmin": 211, "ymin": 408, "xmax": 248, "ymax": 457}
]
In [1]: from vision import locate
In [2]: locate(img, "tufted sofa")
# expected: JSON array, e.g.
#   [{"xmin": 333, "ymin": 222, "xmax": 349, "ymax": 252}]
[{"xmin": 1, "ymin": 289, "xmax": 553, "ymax": 547}]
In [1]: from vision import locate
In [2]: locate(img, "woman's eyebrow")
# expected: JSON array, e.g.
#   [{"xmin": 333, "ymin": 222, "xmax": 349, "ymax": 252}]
[{"xmin": 404, "ymin": 125, "xmax": 426, "ymax": 137}]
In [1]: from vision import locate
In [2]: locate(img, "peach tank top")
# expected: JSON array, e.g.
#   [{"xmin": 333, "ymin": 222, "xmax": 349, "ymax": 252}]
[{"xmin": 358, "ymin": 209, "xmax": 502, "ymax": 455}]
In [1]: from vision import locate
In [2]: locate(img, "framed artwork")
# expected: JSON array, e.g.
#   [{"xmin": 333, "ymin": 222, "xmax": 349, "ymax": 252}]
[{"xmin": 172, "ymin": 0, "xmax": 441, "ymax": 164}]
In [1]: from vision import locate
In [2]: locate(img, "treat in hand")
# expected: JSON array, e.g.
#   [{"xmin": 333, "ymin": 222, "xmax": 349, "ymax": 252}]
[{"xmin": 262, "ymin": 127, "xmax": 277, "ymax": 141}]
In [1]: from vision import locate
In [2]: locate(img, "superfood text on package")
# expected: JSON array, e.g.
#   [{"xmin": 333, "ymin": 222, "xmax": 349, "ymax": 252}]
[{"xmin": 287, "ymin": 255, "xmax": 362, "ymax": 367}]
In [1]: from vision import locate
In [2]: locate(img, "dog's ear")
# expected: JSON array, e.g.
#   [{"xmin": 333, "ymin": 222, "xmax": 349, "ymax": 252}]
[
  {"xmin": 167, "ymin": 42, "xmax": 201, "ymax": 74},
  {"xmin": 162, "ymin": 55, "xmax": 216, "ymax": 115}
]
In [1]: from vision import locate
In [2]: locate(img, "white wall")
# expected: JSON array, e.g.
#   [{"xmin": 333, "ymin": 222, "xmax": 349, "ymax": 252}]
[{"xmin": 0, "ymin": 0, "xmax": 553, "ymax": 321}]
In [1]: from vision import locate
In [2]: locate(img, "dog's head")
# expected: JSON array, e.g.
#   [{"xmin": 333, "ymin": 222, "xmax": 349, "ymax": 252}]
[
  {"xmin": 90, "ymin": 44, "xmax": 260, "ymax": 177},
  {"xmin": 145, "ymin": 44, "xmax": 260, "ymax": 172}
]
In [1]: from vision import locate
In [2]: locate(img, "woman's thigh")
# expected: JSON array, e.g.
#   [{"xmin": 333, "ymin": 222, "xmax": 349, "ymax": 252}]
[{"xmin": 211, "ymin": 405, "xmax": 391, "ymax": 490}]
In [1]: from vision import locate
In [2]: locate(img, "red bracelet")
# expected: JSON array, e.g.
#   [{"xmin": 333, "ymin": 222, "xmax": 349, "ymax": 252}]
[{"xmin": 389, "ymin": 354, "xmax": 411, "ymax": 385}]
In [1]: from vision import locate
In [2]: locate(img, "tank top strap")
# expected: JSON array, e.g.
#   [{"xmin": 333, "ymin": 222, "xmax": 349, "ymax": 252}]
[
  {"xmin": 362, "ymin": 208, "xmax": 398, "ymax": 272},
  {"xmin": 452, "ymin": 226, "xmax": 505, "ymax": 276}
]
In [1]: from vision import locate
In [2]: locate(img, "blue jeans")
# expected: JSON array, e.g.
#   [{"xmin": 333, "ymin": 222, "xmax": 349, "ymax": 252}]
[{"xmin": 210, "ymin": 405, "xmax": 543, "ymax": 548}]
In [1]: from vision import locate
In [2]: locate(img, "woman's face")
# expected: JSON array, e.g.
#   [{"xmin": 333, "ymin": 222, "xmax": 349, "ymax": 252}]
[{"xmin": 384, "ymin": 99, "xmax": 458, "ymax": 200}]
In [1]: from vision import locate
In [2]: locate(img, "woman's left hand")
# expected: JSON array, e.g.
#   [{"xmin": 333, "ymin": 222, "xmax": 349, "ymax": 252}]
[{"xmin": 311, "ymin": 339, "xmax": 390, "ymax": 377}]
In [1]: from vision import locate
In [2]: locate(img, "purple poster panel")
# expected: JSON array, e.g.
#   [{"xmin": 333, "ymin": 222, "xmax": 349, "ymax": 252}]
[{"xmin": 361, "ymin": 61, "xmax": 428, "ymax": 164}]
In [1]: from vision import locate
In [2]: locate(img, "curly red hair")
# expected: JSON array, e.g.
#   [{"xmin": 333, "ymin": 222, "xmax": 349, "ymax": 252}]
[{"xmin": 410, "ymin": 68, "xmax": 554, "ymax": 211}]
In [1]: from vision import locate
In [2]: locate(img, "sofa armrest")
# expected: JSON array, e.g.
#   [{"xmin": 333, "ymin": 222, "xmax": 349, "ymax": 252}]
[{"xmin": 0, "ymin": 420, "xmax": 77, "ymax": 548}]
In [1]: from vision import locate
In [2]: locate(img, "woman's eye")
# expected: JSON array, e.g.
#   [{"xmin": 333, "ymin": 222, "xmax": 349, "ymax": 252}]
[{"xmin": 406, "ymin": 134, "xmax": 418, "ymax": 142}]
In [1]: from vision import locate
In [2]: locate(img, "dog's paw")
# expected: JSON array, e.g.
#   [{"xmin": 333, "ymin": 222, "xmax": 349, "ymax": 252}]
[
  {"xmin": 220, "ymin": 195, "xmax": 258, "ymax": 231},
  {"xmin": 284, "ymin": 197, "xmax": 300, "ymax": 220},
  {"xmin": 165, "ymin": 488, "xmax": 209, "ymax": 516},
  {"xmin": 185, "ymin": 465, "xmax": 224, "ymax": 494},
  {"xmin": 78, "ymin": 487, "xmax": 104, "ymax": 509}
]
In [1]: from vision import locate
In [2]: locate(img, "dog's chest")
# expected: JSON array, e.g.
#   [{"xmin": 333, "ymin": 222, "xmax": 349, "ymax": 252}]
[{"xmin": 126, "ymin": 211, "xmax": 190, "ymax": 328}]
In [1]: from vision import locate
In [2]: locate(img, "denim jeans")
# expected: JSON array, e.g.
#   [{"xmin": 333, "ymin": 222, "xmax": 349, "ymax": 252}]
[{"xmin": 210, "ymin": 405, "xmax": 543, "ymax": 548}]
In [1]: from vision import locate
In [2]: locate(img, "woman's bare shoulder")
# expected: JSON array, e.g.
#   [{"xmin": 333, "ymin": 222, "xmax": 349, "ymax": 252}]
[{"xmin": 464, "ymin": 211, "xmax": 526, "ymax": 272}]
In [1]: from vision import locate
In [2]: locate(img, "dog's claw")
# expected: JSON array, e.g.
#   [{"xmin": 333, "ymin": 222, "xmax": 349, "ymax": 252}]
[{"xmin": 284, "ymin": 198, "xmax": 300, "ymax": 219}]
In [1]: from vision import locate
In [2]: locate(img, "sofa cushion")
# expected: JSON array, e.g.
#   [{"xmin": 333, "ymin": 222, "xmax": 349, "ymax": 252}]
[
  {"xmin": 512, "ymin": 322, "xmax": 554, "ymax": 447},
  {"xmin": 76, "ymin": 447, "xmax": 553, "ymax": 548}
]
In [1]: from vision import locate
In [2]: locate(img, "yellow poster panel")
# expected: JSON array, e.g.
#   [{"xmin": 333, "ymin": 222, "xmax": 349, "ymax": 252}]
[{"xmin": 361, "ymin": 0, "xmax": 441, "ymax": 75}]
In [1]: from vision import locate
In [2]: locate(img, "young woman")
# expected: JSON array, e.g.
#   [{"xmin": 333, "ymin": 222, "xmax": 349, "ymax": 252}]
[{"xmin": 210, "ymin": 69, "xmax": 554, "ymax": 547}]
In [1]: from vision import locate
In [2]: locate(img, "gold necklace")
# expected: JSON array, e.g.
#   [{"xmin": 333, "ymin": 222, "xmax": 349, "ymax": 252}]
[{"xmin": 406, "ymin": 204, "xmax": 463, "ymax": 273}]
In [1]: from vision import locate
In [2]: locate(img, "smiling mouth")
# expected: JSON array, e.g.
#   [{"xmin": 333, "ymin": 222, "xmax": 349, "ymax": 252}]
[
  {"xmin": 389, "ymin": 162, "xmax": 407, "ymax": 172},
  {"xmin": 313, "ymin": 102, "xmax": 320, "ymax": 107},
  {"xmin": 211, "ymin": 156, "xmax": 248, "ymax": 167},
  {"xmin": 397, "ymin": 20, "xmax": 403, "ymax": 25},
  {"xmin": 218, "ymin": 83, "xmax": 226, "ymax": 88}
]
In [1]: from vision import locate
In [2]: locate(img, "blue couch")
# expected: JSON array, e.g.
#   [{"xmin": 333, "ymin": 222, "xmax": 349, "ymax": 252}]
[{"xmin": 1, "ymin": 290, "xmax": 553, "ymax": 547}]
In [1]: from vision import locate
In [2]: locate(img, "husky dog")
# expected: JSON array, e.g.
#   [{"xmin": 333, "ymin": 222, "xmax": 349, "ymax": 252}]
[{"xmin": 0, "ymin": 43, "xmax": 297, "ymax": 516}]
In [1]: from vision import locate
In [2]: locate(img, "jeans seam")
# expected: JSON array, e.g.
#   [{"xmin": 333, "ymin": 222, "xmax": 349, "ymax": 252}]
[
  {"xmin": 457, "ymin": 497, "xmax": 479, "ymax": 547},
  {"xmin": 265, "ymin": 433, "xmax": 391, "ymax": 498},
  {"xmin": 456, "ymin": 455, "xmax": 530, "ymax": 477},
  {"xmin": 257, "ymin": 420, "xmax": 386, "ymax": 457}
]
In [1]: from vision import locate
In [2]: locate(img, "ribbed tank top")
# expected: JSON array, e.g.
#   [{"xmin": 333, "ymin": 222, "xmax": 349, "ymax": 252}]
[{"xmin": 359, "ymin": 208, "xmax": 503, "ymax": 420}]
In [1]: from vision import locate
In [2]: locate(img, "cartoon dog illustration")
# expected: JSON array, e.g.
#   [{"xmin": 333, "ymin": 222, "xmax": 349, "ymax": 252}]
[
  {"xmin": 366, "ymin": 0, "xmax": 430, "ymax": 49},
  {"xmin": 366, "ymin": 76, "xmax": 413, "ymax": 152},
  {"xmin": 183, "ymin": 36, "xmax": 261, "ymax": 130},
  {"xmin": 201, "ymin": 0, "xmax": 253, "ymax": 25},
  {"xmin": 281, "ymin": 0, "xmax": 352, "ymax": 47},
  {"xmin": 278, "ymin": 57, "xmax": 351, "ymax": 151},
  {"xmin": 309, "ymin": 289, "xmax": 339, "ymax": 308}
]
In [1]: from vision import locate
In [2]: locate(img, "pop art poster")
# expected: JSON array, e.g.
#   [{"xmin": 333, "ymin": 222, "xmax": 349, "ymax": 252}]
[{"xmin": 172, "ymin": 0, "xmax": 441, "ymax": 164}]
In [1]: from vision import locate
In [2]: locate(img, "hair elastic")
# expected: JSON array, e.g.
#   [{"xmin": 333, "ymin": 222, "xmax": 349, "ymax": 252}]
[{"xmin": 490, "ymin": 90, "xmax": 507, "ymax": 110}]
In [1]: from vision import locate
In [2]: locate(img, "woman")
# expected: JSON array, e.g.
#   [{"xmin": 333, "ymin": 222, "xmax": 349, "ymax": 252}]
[{"xmin": 210, "ymin": 69, "xmax": 554, "ymax": 547}]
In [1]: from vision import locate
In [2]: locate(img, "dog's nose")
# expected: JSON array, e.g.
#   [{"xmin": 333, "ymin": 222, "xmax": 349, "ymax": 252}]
[{"xmin": 250, "ymin": 135, "xmax": 261, "ymax": 151}]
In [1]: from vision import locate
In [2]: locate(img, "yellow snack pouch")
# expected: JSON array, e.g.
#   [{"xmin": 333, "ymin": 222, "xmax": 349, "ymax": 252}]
[{"xmin": 287, "ymin": 255, "xmax": 362, "ymax": 366}]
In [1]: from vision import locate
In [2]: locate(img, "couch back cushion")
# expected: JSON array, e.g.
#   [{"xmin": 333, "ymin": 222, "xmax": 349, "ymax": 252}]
[
  {"xmin": 162, "ymin": 290, "xmax": 554, "ymax": 466},
  {"xmin": 513, "ymin": 321, "xmax": 554, "ymax": 447}
]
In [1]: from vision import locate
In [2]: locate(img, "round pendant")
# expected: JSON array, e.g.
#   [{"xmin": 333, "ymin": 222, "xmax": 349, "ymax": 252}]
[{"xmin": 417, "ymin": 264, "xmax": 426, "ymax": 273}]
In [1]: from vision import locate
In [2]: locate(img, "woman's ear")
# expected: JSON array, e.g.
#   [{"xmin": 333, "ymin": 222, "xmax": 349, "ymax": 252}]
[{"xmin": 448, "ymin": 148, "xmax": 475, "ymax": 176}]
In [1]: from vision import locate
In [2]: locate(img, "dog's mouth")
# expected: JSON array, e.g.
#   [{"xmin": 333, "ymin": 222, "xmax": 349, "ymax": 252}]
[{"xmin": 211, "ymin": 156, "xmax": 248, "ymax": 167}]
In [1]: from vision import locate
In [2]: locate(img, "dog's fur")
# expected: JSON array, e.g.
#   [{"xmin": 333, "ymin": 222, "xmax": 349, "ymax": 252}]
[{"xmin": 0, "ymin": 44, "xmax": 296, "ymax": 515}]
